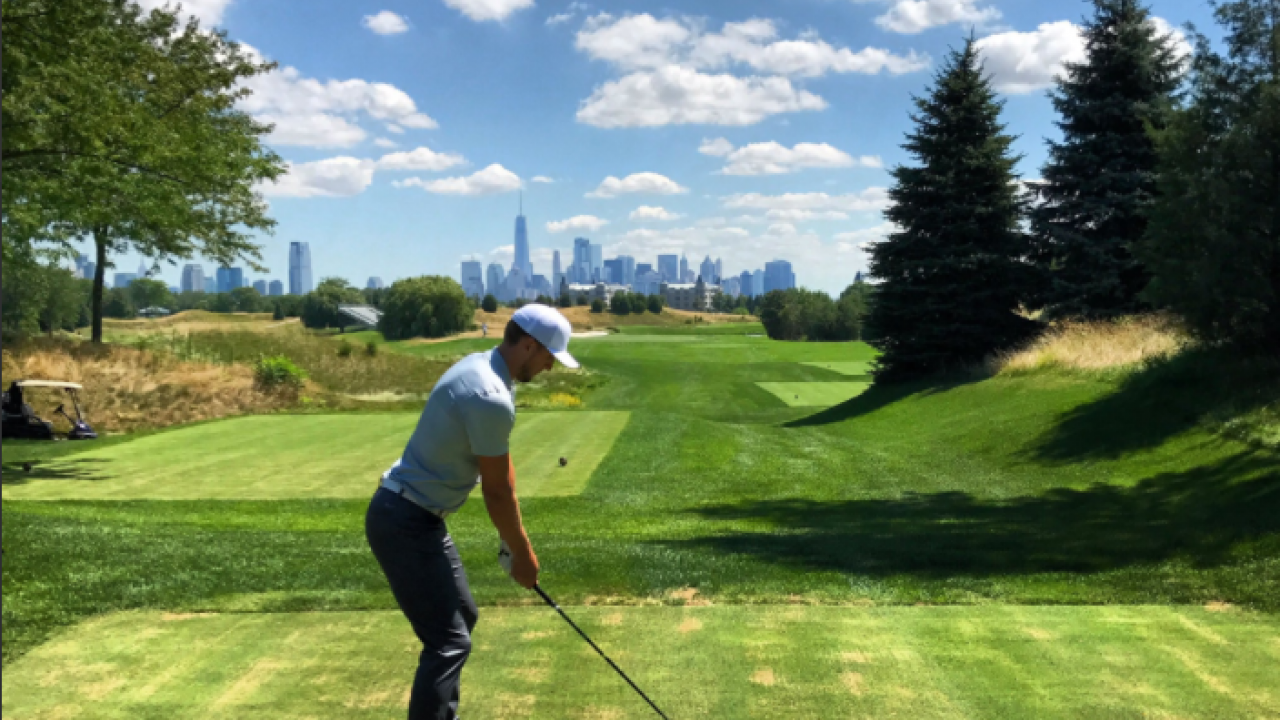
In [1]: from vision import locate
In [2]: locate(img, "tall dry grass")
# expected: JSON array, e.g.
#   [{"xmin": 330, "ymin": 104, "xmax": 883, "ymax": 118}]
[
  {"xmin": 991, "ymin": 315, "xmax": 1190, "ymax": 374},
  {"xmin": 2, "ymin": 339, "xmax": 296, "ymax": 434}
]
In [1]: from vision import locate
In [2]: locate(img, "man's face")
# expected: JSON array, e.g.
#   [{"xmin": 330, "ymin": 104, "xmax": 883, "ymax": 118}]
[{"xmin": 515, "ymin": 338, "xmax": 556, "ymax": 383}]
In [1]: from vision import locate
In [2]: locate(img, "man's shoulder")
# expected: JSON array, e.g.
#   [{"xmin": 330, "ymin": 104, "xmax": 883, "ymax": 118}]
[{"xmin": 441, "ymin": 351, "xmax": 510, "ymax": 401}]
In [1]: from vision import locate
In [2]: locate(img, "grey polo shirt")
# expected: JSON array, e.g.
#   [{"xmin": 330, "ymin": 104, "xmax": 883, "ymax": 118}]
[{"xmin": 382, "ymin": 349, "xmax": 516, "ymax": 513}]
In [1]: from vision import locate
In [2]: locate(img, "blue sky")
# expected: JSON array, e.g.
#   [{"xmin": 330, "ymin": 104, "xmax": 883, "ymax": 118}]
[{"xmin": 117, "ymin": 0, "xmax": 1216, "ymax": 295}]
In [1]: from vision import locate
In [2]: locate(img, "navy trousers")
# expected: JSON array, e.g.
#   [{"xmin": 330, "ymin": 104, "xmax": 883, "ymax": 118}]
[{"xmin": 366, "ymin": 487, "xmax": 479, "ymax": 720}]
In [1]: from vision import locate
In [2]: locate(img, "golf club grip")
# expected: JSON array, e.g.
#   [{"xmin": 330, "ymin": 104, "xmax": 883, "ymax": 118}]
[{"xmin": 533, "ymin": 585, "xmax": 670, "ymax": 719}]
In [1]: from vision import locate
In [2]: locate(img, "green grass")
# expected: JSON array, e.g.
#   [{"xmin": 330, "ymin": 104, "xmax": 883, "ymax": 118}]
[
  {"xmin": 1, "ymin": 412, "xmax": 630, "ymax": 500},
  {"xmin": 4, "ymin": 329, "xmax": 1278, "ymax": 716},
  {"xmin": 4, "ymin": 606, "xmax": 1278, "ymax": 719},
  {"xmin": 801, "ymin": 360, "xmax": 873, "ymax": 376},
  {"xmin": 756, "ymin": 381, "xmax": 873, "ymax": 407}
]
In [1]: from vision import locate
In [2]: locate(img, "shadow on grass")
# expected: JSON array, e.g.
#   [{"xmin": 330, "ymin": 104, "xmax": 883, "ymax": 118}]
[
  {"xmin": 1, "ymin": 458, "xmax": 112, "ymax": 485},
  {"xmin": 783, "ymin": 376, "xmax": 980, "ymax": 428},
  {"xmin": 1028, "ymin": 348, "xmax": 1280, "ymax": 462},
  {"xmin": 663, "ymin": 451, "xmax": 1279, "ymax": 576}
]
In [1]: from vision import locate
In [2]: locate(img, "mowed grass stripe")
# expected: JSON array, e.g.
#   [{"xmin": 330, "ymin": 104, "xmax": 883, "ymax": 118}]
[
  {"xmin": 2, "ymin": 412, "xmax": 628, "ymax": 500},
  {"xmin": 5, "ymin": 606, "xmax": 1278, "ymax": 719},
  {"xmin": 801, "ymin": 361, "xmax": 873, "ymax": 376},
  {"xmin": 756, "ymin": 381, "xmax": 872, "ymax": 407}
]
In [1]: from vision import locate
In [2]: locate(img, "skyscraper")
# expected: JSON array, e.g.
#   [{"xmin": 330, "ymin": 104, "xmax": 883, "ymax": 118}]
[
  {"xmin": 513, "ymin": 195, "xmax": 532, "ymax": 282},
  {"xmin": 618, "ymin": 255, "xmax": 636, "ymax": 286},
  {"xmin": 680, "ymin": 254, "xmax": 689, "ymax": 283},
  {"xmin": 113, "ymin": 272, "xmax": 138, "ymax": 289},
  {"xmin": 739, "ymin": 270, "xmax": 754, "ymax": 298},
  {"xmin": 288, "ymin": 242, "xmax": 313, "ymax": 295},
  {"xmin": 572, "ymin": 237, "xmax": 592, "ymax": 284},
  {"xmin": 552, "ymin": 250, "xmax": 563, "ymax": 294},
  {"xmin": 367, "ymin": 277, "xmax": 385, "ymax": 290},
  {"xmin": 589, "ymin": 243, "xmax": 602, "ymax": 283},
  {"xmin": 204, "ymin": 277, "xmax": 217, "ymax": 293},
  {"xmin": 603, "ymin": 259, "xmax": 622, "ymax": 284},
  {"xmin": 715, "ymin": 258, "xmax": 723, "ymax": 282},
  {"xmin": 764, "ymin": 260, "xmax": 795, "ymax": 293},
  {"xmin": 699, "ymin": 256, "xmax": 716, "ymax": 283},
  {"xmin": 253, "ymin": 279, "xmax": 268, "ymax": 295},
  {"xmin": 752, "ymin": 269, "xmax": 764, "ymax": 296},
  {"xmin": 268, "ymin": 280, "xmax": 284, "ymax": 296},
  {"xmin": 657, "ymin": 255, "xmax": 679, "ymax": 283},
  {"xmin": 486, "ymin": 263, "xmax": 505, "ymax": 298},
  {"xmin": 181, "ymin": 264, "xmax": 205, "ymax": 293},
  {"xmin": 460, "ymin": 261, "xmax": 484, "ymax": 299},
  {"xmin": 216, "ymin": 267, "xmax": 244, "ymax": 293}
]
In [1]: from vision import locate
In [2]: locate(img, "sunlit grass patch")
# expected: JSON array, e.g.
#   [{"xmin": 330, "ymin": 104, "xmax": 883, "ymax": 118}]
[
  {"xmin": 3, "ymin": 412, "xmax": 628, "ymax": 500},
  {"xmin": 756, "ymin": 382, "xmax": 871, "ymax": 407},
  {"xmin": 5, "ymin": 606, "xmax": 1278, "ymax": 719}
]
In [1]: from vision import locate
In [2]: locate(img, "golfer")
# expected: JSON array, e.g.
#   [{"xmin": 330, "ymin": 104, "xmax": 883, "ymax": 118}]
[{"xmin": 366, "ymin": 303, "xmax": 578, "ymax": 720}]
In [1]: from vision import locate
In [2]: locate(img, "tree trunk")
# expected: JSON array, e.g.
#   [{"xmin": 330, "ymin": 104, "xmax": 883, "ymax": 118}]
[{"xmin": 91, "ymin": 227, "xmax": 107, "ymax": 344}]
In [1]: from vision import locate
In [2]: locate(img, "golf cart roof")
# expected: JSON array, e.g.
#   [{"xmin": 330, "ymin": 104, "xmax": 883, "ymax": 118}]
[{"xmin": 15, "ymin": 380, "xmax": 84, "ymax": 390}]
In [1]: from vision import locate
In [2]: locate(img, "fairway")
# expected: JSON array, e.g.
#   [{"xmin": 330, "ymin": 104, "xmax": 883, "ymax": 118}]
[
  {"xmin": 756, "ymin": 381, "xmax": 872, "ymax": 406},
  {"xmin": 1, "ymin": 412, "xmax": 629, "ymax": 500},
  {"xmin": 801, "ymin": 361, "xmax": 874, "ymax": 376},
  {"xmin": 5, "ymin": 606, "xmax": 1278, "ymax": 719}
]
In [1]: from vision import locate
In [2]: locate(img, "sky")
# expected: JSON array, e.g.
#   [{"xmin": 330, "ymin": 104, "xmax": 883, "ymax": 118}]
[{"xmin": 110, "ymin": 0, "xmax": 1217, "ymax": 296}]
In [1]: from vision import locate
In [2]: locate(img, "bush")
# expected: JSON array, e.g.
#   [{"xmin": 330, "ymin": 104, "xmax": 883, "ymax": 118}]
[
  {"xmin": 365, "ymin": 340, "xmax": 378, "ymax": 357},
  {"xmin": 557, "ymin": 293, "xmax": 572, "ymax": 308},
  {"xmin": 590, "ymin": 299, "xmax": 604, "ymax": 313},
  {"xmin": 647, "ymin": 295, "xmax": 664, "ymax": 314},
  {"xmin": 610, "ymin": 294, "xmax": 630, "ymax": 314},
  {"xmin": 337, "ymin": 339, "xmax": 354, "ymax": 357},
  {"xmin": 378, "ymin": 276, "xmax": 473, "ymax": 340},
  {"xmin": 272, "ymin": 303, "xmax": 284, "ymax": 321},
  {"xmin": 301, "ymin": 277, "xmax": 363, "ymax": 330},
  {"xmin": 253, "ymin": 355, "xmax": 307, "ymax": 393},
  {"xmin": 577, "ymin": 295, "xmax": 589, "ymax": 306}
]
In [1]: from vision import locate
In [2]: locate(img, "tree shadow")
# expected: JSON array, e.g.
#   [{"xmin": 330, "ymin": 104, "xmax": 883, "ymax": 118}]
[
  {"xmin": 1027, "ymin": 348, "xmax": 1280, "ymax": 462},
  {"xmin": 783, "ymin": 375, "xmax": 981, "ymax": 428},
  {"xmin": 1, "ymin": 458, "xmax": 112, "ymax": 485},
  {"xmin": 660, "ymin": 452, "xmax": 1278, "ymax": 576}
]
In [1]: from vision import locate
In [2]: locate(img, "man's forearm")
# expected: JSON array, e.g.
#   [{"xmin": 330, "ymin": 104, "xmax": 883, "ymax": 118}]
[{"xmin": 482, "ymin": 487, "xmax": 531, "ymax": 554}]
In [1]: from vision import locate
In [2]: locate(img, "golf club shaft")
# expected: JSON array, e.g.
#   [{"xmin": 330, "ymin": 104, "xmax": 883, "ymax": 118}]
[{"xmin": 533, "ymin": 584, "xmax": 670, "ymax": 719}]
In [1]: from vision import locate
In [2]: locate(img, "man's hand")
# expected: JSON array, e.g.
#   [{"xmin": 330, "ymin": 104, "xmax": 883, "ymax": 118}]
[{"xmin": 499, "ymin": 540, "xmax": 540, "ymax": 589}]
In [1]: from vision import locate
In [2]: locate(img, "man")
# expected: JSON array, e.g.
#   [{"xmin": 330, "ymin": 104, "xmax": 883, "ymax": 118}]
[{"xmin": 366, "ymin": 304, "xmax": 579, "ymax": 720}]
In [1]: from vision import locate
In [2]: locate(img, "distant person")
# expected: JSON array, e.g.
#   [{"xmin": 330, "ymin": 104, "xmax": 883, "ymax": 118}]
[
  {"xmin": 481, "ymin": 321, "xmax": 488, "ymax": 338},
  {"xmin": 366, "ymin": 303, "xmax": 579, "ymax": 720}
]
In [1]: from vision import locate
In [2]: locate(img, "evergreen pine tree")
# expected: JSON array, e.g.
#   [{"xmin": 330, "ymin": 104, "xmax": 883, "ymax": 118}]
[
  {"xmin": 1139, "ymin": 0, "xmax": 1280, "ymax": 350},
  {"xmin": 1030, "ymin": 0, "xmax": 1183, "ymax": 318},
  {"xmin": 868, "ymin": 38, "xmax": 1039, "ymax": 381}
]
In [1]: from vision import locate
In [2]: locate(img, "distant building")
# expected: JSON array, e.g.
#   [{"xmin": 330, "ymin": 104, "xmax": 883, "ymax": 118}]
[
  {"xmin": 204, "ymin": 277, "xmax": 217, "ymax": 293},
  {"xmin": 657, "ymin": 254, "xmax": 679, "ymax": 283},
  {"xmin": 181, "ymin": 264, "xmax": 205, "ymax": 293},
  {"xmin": 563, "ymin": 282, "xmax": 628, "ymax": 305},
  {"xmin": 552, "ymin": 251, "xmax": 563, "ymax": 295},
  {"xmin": 288, "ymin": 241, "xmax": 313, "ymax": 295},
  {"xmin": 168, "ymin": 285, "xmax": 181, "ymax": 294},
  {"xmin": 752, "ymin": 269, "xmax": 764, "ymax": 297},
  {"xmin": 252, "ymin": 279, "xmax": 268, "ymax": 295},
  {"xmin": 602, "ymin": 258, "xmax": 623, "ymax": 285},
  {"xmin": 532, "ymin": 274, "xmax": 551, "ymax": 297},
  {"xmin": 764, "ymin": 260, "xmax": 795, "ymax": 293},
  {"xmin": 268, "ymin": 280, "xmax": 284, "ymax": 296},
  {"xmin": 617, "ymin": 255, "xmax": 636, "ymax": 286},
  {"xmin": 589, "ymin": 243, "xmax": 602, "ymax": 282},
  {"xmin": 661, "ymin": 281, "xmax": 720, "ymax": 311},
  {"xmin": 633, "ymin": 269, "xmax": 662, "ymax": 296},
  {"xmin": 723, "ymin": 276, "xmax": 741, "ymax": 297},
  {"xmin": 699, "ymin": 255, "xmax": 716, "ymax": 283},
  {"xmin": 514, "ymin": 199, "xmax": 532, "ymax": 281},
  {"xmin": 739, "ymin": 270, "xmax": 755, "ymax": 298},
  {"xmin": 113, "ymin": 272, "xmax": 138, "ymax": 289},
  {"xmin": 460, "ymin": 261, "xmax": 484, "ymax": 300},
  {"xmin": 485, "ymin": 263, "xmax": 505, "ymax": 299},
  {"xmin": 367, "ymin": 277, "xmax": 385, "ymax": 290},
  {"xmin": 679, "ymin": 254, "xmax": 689, "ymax": 283},
  {"xmin": 715, "ymin": 258, "xmax": 723, "ymax": 282},
  {"xmin": 572, "ymin": 238, "xmax": 592, "ymax": 284},
  {"xmin": 216, "ymin": 267, "xmax": 244, "ymax": 293}
]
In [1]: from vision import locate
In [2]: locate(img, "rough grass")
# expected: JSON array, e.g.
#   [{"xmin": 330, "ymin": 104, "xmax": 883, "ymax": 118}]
[
  {"xmin": 5, "ymin": 606, "xmax": 1278, "ymax": 719},
  {"xmin": 992, "ymin": 314, "xmax": 1189, "ymax": 374},
  {"xmin": 1, "ymin": 338, "xmax": 294, "ymax": 434}
]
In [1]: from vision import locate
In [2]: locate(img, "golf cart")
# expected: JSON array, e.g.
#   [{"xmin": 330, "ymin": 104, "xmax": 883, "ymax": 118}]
[{"xmin": 2, "ymin": 380, "xmax": 98, "ymax": 440}]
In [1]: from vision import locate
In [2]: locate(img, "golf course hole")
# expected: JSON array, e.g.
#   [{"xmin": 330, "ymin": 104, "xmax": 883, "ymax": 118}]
[{"xmin": 756, "ymin": 382, "xmax": 871, "ymax": 407}]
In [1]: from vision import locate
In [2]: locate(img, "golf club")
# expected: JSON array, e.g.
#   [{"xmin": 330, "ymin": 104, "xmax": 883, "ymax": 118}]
[{"xmin": 532, "ymin": 584, "xmax": 670, "ymax": 719}]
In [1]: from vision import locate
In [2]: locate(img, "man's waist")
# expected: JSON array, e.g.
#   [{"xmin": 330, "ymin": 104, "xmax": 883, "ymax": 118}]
[{"xmin": 380, "ymin": 477, "xmax": 457, "ymax": 519}]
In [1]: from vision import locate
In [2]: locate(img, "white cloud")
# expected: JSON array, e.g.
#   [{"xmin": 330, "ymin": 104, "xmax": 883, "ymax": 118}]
[
  {"xmin": 373, "ymin": 138, "xmax": 399, "ymax": 148},
  {"xmin": 630, "ymin": 206, "xmax": 683, "ymax": 221},
  {"xmin": 239, "ymin": 46, "xmax": 438, "ymax": 149},
  {"xmin": 975, "ymin": 21, "xmax": 1087, "ymax": 94},
  {"xmin": 875, "ymin": 0, "xmax": 1002, "ymax": 35},
  {"xmin": 587, "ymin": 172, "xmax": 688, "ymax": 198},
  {"xmin": 1149, "ymin": 17, "xmax": 1194, "ymax": 65},
  {"xmin": 546, "ymin": 12, "xmax": 574, "ymax": 26},
  {"xmin": 766, "ymin": 222, "xmax": 798, "ymax": 236},
  {"xmin": 531, "ymin": 175, "xmax": 555, "ymax": 183},
  {"xmin": 577, "ymin": 14, "xmax": 928, "ymax": 77},
  {"xmin": 577, "ymin": 66, "xmax": 827, "ymax": 128},
  {"xmin": 442, "ymin": 0, "xmax": 535, "ymax": 22},
  {"xmin": 259, "ymin": 157, "xmax": 376, "ymax": 198},
  {"xmin": 547, "ymin": 215, "xmax": 610, "ymax": 232},
  {"xmin": 835, "ymin": 222, "xmax": 897, "ymax": 251},
  {"xmin": 386, "ymin": 124, "xmax": 405, "ymax": 134},
  {"xmin": 363, "ymin": 10, "xmax": 410, "ymax": 35},
  {"xmin": 376, "ymin": 146, "xmax": 467, "ymax": 171},
  {"xmin": 766, "ymin": 209, "xmax": 850, "ymax": 221},
  {"xmin": 718, "ymin": 141, "xmax": 879, "ymax": 175},
  {"xmin": 723, "ymin": 188, "xmax": 890, "ymax": 212},
  {"xmin": 699, "ymin": 137, "xmax": 736, "ymax": 157},
  {"xmin": 135, "ymin": 0, "xmax": 233, "ymax": 26},
  {"xmin": 256, "ymin": 113, "xmax": 367, "ymax": 148},
  {"xmin": 395, "ymin": 163, "xmax": 522, "ymax": 195}
]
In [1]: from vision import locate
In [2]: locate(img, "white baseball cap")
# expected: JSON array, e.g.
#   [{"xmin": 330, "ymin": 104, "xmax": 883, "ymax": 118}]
[{"xmin": 511, "ymin": 304, "xmax": 579, "ymax": 369}]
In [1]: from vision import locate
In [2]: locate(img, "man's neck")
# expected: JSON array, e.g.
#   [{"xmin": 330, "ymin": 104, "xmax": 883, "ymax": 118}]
[{"xmin": 495, "ymin": 344, "xmax": 518, "ymax": 384}]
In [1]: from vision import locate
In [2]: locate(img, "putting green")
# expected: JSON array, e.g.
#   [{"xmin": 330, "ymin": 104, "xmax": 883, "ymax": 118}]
[
  {"xmin": 1, "ymin": 411, "xmax": 629, "ymax": 501},
  {"xmin": 801, "ymin": 361, "xmax": 873, "ymax": 376},
  {"xmin": 756, "ymin": 382, "xmax": 871, "ymax": 407},
  {"xmin": 5, "ymin": 606, "xmax": 1278, "ymax": 719}
]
